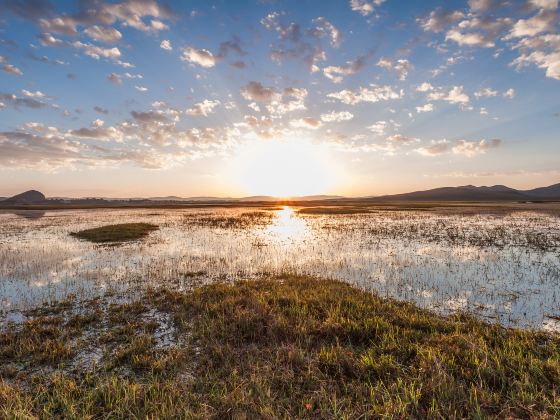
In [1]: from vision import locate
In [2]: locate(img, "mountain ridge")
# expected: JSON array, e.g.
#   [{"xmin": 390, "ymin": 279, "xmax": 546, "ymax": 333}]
[{"xmin": 1, "ymin": 184, "xmax": 559, "ymax": 204}]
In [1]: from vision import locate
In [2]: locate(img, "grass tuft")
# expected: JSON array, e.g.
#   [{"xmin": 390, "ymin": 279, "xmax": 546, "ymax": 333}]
[{"xmin": 70, "ymin": 223, "xmax": 158, "ymax": 243}]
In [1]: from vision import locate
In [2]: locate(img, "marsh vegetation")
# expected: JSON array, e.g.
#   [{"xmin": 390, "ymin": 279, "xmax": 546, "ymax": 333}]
[
  {"xmin": 1, "ymin": 276, "xmax": 559, "ymax": 418},
  {"xmin": 70, "ymin": 223, "xmax": 158, "ymax": 243}
]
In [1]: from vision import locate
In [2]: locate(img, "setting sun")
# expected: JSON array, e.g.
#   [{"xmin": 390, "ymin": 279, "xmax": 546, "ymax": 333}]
[{"xmin": 231, "ymin": 137, "xmax": 337, "ymax": 197}]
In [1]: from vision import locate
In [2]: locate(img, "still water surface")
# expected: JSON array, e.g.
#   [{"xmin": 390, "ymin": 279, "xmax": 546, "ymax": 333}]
[{"xmin": 1, "ymin": 207, "xmax": 559, "ymax": 331}]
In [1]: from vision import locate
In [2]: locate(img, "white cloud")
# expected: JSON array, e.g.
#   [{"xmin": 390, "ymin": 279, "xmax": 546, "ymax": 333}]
[
  {"xmin": 186, "ymin": 99, "xmax": 221, "ymax": 116},
  {"xmin": 428, "ymin": 86, "xmax": 470, "ymax": 105},
  {"xmin": 474, "ymin": 87, "xmax": 498, "ymax": 98},
  {"xmin": 323, "ymin": 55, "xmax": 367, "ymax": 83},
  {"xmin": 503, "ymin": 88, "xmax": 516, "ymax": 98},
  {"xmin": 368, "ymin": 121, "xmax": 389, "ymax": 135},
  {"xmin": 181, "ymin": 47, "xmax": 218, "ymax": 68},
  {"xmin": 416, "ymin": 138, "xmax": 501, "ymax": 157},
  {"xmin": 350, "ymin": 0, "xmax": 385, "ymax": 16},
  {"xmin": 320, "ymin": 111, "xmax": 354, "ymax": 122},
  {"xmin": 327, "ymin": 85, "xmax": 403, "ymax": 105},
  {"xmin": 72, "ymin": 41, "xmax": 121, "ymax": 60},
  {"xmin": 84, "ymin": 25, "xmax": 122, "ymax": 43},
  {"xmin": 310, "ymin": 17, "xmax": 342, "ymax": 48},
  {"xmin": 416, "ymin": 103, "xmax": 434, "ymax": 113},
  {"xmin": 416, "ymin": 82, "xmax": 433, "ymax": 92},
  {"xmin": 290, "ymin": 117, "xmax": 323, "ymax": 129},
  {"xmin": 416, "ymin": 140, "xmax": 451, "ymax": 156},
  {"xmin": 377, "ymin": 58, "xmax": 412, "ymax": 80},
  {"xmin": 160, "ymin": 39, "xmax": 172, "ymax": 50},
  {"xmin": 452, "ymin": 138, "xmax": 501, "ymax": 156},
  {"xmin": 135, "ymin": 85, "xmax": 148, "ymax": 92}
]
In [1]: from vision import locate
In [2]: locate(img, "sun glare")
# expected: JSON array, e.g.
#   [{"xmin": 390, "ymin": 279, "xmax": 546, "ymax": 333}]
[{"xmin": 231, "ymin": 137, "xmax": 337, "ymax": 197}]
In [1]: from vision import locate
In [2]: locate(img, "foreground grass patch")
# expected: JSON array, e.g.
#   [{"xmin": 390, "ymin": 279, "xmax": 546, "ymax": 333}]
[
  {"xmin": 70, "ymin": 222, "xmax": 158, "ymax": 243},
  {"xmin": 1, "ymin": 277, "xmax": 559, "ymax": 418}
]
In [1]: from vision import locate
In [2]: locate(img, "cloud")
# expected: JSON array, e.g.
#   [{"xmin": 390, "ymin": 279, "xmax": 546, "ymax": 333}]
[
  {"xmin": 131, "ymin": 110, "xmax": 169, "ymax": 124},
  {"xmin": 290, "ymin": 117, "xmax": 323, "ymax": 129},
  {"xmin": 510, "ymin": 34, "xmax": 560, "ymax": 80},
  {"xmin": 323, "ymin": 55, "xmax": 368, "ymax": 83},
  {"xmin": 320, "ymin": 111, "xmax": 354, "ymax": 122},
  {"xmin": 428, "ymin": 86, "xmax": 470, "ymax": 105},
  {"xmin": 160, "ymin": 39, "xmax": 172, "ymax": 50},
  {"xmin": 21, "ymin": 90, "xmax": 45, "ymax": 98},
  {"xmin": 368, "ymin": 121, "xmax": 389, "ymax": 135},
  {"xmin": 38, "ymin": 32, "xmax": 63, "ymax": 47},
  {"xmin": 72, "ymin": 41, "xmax": 121, "ymax": 60},
  {"xmin": 186, "ymin": 99, "xmax": 221, "ymax": 116},
  {"xmin": 386, "ymin": 134, "xmax": 419, "ymax": 145},
  {"xmin": 416, "ymin": 103, "xmax": 434, "ymax": 113},
  {"xmin": 416, "ymin": 82, "xmax": 434, "ymax": 92},
  {"xmin": 240, "ymin": 81, "xmax": 280, "ymax": 102},
  {"xmin": 261, "ymin": 12, "xmax": 327, "ymax": 72},
  {"xmin": 35, "ymin": 0, "xmax": 173, "ymax": 36},
  {"xmin": 135, "ymin": 85, "xmax": 148, "ymax": 92},
  {"xmin": 84, "ymin": 25, "xmax": 122, "ymax": 43},
  {"xmin": 416, "ymin": 138, "xmax": 501, "ymax": 157},
  {"xmin": 445, "ymin": 17, "xmax": 512, "ymax": 48},
  {"xmin": 94, "ymin": 106, "xmax": 109, "ymax": 115},
  {"xmin": 505, "ymin": 9, "xmax": 558, "ymax": 39},
  {"xmin": 474, "ymin": 87, "xmax": 498, "ymax": 98},
  {"xmin": 416, "ymin": 139, "xmax": 451, "ymax": 156},
  {"xmin": 309, "ymin": 17, "xmax": 342, "ymax": 48},
  {"xmin": 0, "ymin": 55, "xmax": 23, "ymax": 76},
  {"xmin": 377, "ymin": 58, "xmax": 412, "ymax": 80},
  {"xmin": 503, "ymin": 88, "xmax": 515, "ymax": 98},
  {"xmin": 350, "ymin": 0, "xmax": 385, "ymax": 16},
  {"xmin": 0, "ymin": 92, "xmax": 48, "ymax": 109},
  {"xmin": 327, "ymin": 85, "xmax": 403, "ymax": 105},
  {"xmin": 107, "ymin": 73, "xmax": 123, "ymax": 85},
  {"xmin": 452, "ymin": 138, "xmax": 501, "ymax": 156},
  {"xmin": 181, "ymin": 47, "xmax": 218, "ymax": 68},
  {"xmin": 419, "ymin": 9, "xmax": 465, "ymax": 32}
]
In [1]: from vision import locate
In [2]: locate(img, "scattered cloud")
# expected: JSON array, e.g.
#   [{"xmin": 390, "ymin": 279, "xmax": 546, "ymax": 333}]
[
  {"xmin": 160, "ymin": 39, "xmax": 172, "ymax": 50},
  {"xmin": 320, "ymin": 111, "xmax": 354, "ymax": 122},
  {"xmin": 327, "ymin": 85, "xmax": 403, "ymax": 105},
  {"xmin": 416, "ymin": 103, "xmax": 434, "ymax": 113},
  {"xmin": 323, "ymin": 55, "xmax": 368, "ymax": 83},
  {"xmin": 186, "ymin": 99, "xmax": 221, "ymax": 116},
  {"xmin": 377, "ymin": 58, "xmax": 412, "ymax": 80},
  {"xmin": 350, "ymin": 0, "xmax": 386, "ymax": 16}
]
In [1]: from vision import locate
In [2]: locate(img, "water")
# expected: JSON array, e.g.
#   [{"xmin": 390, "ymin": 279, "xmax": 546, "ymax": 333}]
[{"xmin": 1, "ymin": 207, "xmax": 559, "ymax": 331}]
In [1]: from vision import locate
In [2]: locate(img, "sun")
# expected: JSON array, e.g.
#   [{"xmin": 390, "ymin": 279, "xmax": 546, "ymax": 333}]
[{"xmin": 230, "ymin": 137, "xmax": 337, "ymax": 198}]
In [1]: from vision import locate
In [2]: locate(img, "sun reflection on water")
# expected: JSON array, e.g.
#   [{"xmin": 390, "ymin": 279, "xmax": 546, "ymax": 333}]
[{"xmin": 262, "ymin": 206, "xmax": 308, "ymax": 243}]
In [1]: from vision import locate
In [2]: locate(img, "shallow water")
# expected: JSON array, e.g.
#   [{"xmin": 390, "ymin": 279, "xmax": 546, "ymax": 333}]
[{"xmin": 1, "ymin": 207, "xmax": 559, "ymax": 331}]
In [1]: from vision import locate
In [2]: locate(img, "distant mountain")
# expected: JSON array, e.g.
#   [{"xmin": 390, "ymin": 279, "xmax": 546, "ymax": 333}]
[
  {"xmin": 3, "ymin": 190, "xmax": 48, "ymax": 204},
  {"xmin": 368, "ymin": 183, "xmax": 560, "ymax": 202},
  {"xmin": 523, "ymin": 183, "xmax": 560, "ymax": 198}
]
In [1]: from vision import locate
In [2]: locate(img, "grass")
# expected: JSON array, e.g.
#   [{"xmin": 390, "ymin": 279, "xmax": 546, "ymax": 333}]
[
  {"xmin": 1, "ymin": 276, "xmax": 558, "ymax": 418},
  {"xmin": 70, "ymin": 223, "xmax": 158, "ymax": 243}
]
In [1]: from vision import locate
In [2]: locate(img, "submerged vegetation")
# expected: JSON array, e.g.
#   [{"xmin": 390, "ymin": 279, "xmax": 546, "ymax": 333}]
[
  {"xmin": 70, "ymin": 223, "xmax": 158, "ymax": 243},
  {"xmin": 1, "ymin": 276, "xmax": 559, "ymax": 418}
]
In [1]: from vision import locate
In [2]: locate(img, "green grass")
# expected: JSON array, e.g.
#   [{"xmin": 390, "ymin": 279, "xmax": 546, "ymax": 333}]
[
  {"xmin": 1, "ymin": 276, "xmax": 559, "ymax": 418},
  {"xmin": 70, "ymin": 223, "xmax": 158, "ymax": 243}
]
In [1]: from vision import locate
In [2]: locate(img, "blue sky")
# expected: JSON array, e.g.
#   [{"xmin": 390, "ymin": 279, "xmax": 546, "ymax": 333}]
[{"xmin": 0, "ymin": 0, "xmax": 559, "ymax": 197}]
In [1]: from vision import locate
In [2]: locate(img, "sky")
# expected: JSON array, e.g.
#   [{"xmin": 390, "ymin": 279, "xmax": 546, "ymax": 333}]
[{"xmin": 0, "ymin": 0, "xmax": 559, "ymax": 198}]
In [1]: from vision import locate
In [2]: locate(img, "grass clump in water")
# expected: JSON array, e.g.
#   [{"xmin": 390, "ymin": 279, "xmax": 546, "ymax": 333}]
[
  {"xmin": 70, "ymin": 222, "xmax": 158, "ymax": 243},
  {"xmin": 1, "ymin": 276, "xmax": 559, "ymax": 418}
]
